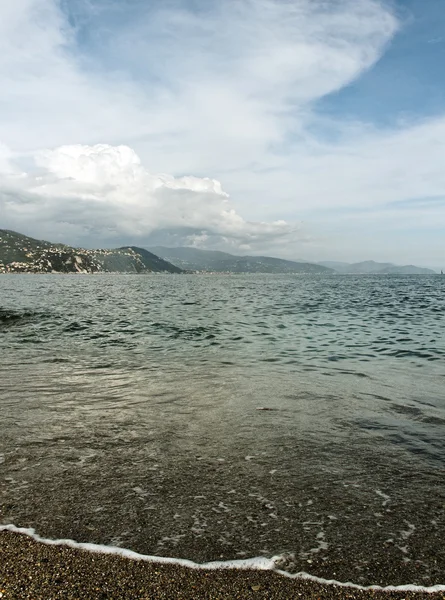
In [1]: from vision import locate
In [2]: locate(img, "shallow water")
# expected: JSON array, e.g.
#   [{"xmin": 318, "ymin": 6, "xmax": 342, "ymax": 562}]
[{"xmin": 1, "ymin": 273, "xmax": 444, "ymax": 586}]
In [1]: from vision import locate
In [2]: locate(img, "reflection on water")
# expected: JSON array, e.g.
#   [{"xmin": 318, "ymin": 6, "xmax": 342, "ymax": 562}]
[{"xmin": 0, "ymin": 274, "xmax": 444, "ymax": 586}]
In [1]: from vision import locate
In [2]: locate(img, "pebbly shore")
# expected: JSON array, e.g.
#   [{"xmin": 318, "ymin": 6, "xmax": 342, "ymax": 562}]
[{"xmin": 1, "ymin": 530, "xmax": 444, "ymax": 600}]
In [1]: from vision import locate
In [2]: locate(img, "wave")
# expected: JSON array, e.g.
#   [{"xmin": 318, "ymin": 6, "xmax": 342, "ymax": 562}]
[
  {"xmin": 0, "ymin": 307, "xmax": 41, "ymax": 329},
  {"xmin": 148, "ymin": 321, "xmax": 218, "ymax": 340},
  {"xmin": 1, "ymin": 524, "xmax": 444, "ymax": 593}
]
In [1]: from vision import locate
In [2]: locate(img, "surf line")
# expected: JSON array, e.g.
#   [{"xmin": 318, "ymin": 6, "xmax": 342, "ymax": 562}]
[{"xmin": 1, "ymin": 524, "xmax": 445, "ymax": 594}]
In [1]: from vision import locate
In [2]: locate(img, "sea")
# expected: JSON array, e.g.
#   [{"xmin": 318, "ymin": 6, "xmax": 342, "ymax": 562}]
[{"xmin": 1, "ymin": 273, "xmax": 444, "ymax": 588}]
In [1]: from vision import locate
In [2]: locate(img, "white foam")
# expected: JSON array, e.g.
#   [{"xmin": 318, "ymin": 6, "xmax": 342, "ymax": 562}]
[
  {"xmin": 1, "ymin": 524, "xmax": 445, "ymax": 593},
  {"xmin": 400, "ymin": 521, "xmax": 416, "ymax": 540},
  {"xmin": 308, "ymin": 531, "xmax": 329, "ymax": 555},
  {"xmin": 375, "ymin": 489, "xmax": 391, "ymax": 507}
]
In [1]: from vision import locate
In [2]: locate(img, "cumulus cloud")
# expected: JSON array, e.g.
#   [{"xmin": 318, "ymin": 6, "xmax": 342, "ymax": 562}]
[{"xmin": 0, "ymin": 143, "xmax": 299, "ymax": 252}]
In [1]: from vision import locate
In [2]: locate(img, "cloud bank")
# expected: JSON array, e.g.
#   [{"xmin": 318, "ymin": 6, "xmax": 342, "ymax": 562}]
[{"xmin": 1, "ymin": 144, "xmax": 299, "ymax": 252}]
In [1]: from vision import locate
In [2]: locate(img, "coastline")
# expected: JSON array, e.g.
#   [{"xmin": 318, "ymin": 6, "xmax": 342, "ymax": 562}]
[{"xmin": 1, "ymin": 529, "xmax": 444, "ymax": 600}]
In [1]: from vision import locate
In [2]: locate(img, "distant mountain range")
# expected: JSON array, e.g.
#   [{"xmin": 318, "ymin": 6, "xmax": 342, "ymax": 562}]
[
  {"xmin": 317, "ymin": 260, "xmax": 436, "ymax": 275},
  {"xmin": 149, "ymin": 247, "xmax": 437, "ymax": 275},
  {"xmin": 148, "ymin": 246, "xmax": 332, "ymax": 274},
  {"xmin": 0, "ymin": 230, "xmax": 438, "ymax": 275},
  {"xmin": 0, "ymin": 230, "xmax": 182, "ymax": 274}
]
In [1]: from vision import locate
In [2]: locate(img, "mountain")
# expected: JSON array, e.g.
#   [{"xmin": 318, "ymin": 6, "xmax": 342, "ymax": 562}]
[
  {"xmin": 122, "ymin": 246, "xmax": 183, "ymax": 273},
  {"xmin": 3, "ymin": 231, "xmax": 434, "ymax": 276},
  {"xmin": 0, "ymin": 230, "xmax": 182, "ymax": 274},
  {"xmin": 317, "ymin": 260, "xmax": 436, "ymax": 275},
  {"xmin": 378, "ymin": 264, "xmax": 437, "ymax": 275},
  {"xmin": 148, "ymin": 246, "xmax": 333, "ymax": 274}
]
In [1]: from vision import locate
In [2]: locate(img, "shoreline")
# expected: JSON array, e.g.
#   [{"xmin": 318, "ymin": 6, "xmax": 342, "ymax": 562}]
[{"xmin": 1, "ymin": 529, "xmax": 444, "ymax": 600}]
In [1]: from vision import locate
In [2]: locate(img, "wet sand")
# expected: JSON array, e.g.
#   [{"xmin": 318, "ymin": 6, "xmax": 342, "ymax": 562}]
[{"xmin": 1, "ymin": 530, "xmax": 444, "ymax": 600}]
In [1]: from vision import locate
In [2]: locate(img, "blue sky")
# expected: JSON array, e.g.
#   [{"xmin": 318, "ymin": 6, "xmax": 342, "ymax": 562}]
[
  {"xmin": 0, "ymin": 0, "xmax": 444, "ymax": 268},
  {"xmin": 318, "ymin": 0, "xmax": 445, "ymax": 125}
]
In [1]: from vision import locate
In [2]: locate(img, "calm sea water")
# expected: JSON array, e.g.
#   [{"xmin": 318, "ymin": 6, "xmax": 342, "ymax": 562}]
[{"xmin": 1, "ymin": 274, "xmax": 444, "ymax": 586}]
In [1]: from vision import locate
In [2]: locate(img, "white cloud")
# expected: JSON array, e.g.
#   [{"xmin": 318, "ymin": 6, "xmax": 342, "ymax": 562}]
[
  {"xmin": 235, "ymin": 115, "xmax": 445, "ymax": 216},
  {"xmin": 0, "ymin": 0, "xmax": 397, "ymax": 163},
  {"xmin": 0, "ymin": 143, "xmax": 300, "ymax": 252}
]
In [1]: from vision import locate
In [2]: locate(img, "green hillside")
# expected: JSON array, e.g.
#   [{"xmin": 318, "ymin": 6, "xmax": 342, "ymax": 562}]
[
  {"xmin": 0, "ymin": 230, "xmax": 182, "ymax": 274},
  {"xmin": 148, "ymin": 246, "xmax": 333, "ymax": 274}
]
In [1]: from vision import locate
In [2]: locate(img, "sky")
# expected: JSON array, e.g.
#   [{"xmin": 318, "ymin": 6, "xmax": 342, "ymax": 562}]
[{"xmin": 0, "ymin": 0, "xmax": 444, "ymax": 268}]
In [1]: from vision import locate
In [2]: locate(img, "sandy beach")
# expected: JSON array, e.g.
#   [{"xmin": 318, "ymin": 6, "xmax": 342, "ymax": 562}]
[{"xmin": 1, "ymin": 530, "xmax": 444, "ymax": 600}]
